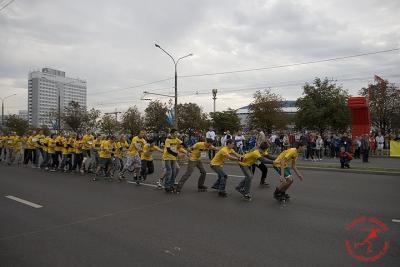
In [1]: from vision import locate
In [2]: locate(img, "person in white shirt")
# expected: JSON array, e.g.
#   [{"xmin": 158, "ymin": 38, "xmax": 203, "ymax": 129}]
[
  {"xmin": 234, "ymin": 132, "xmax": 245, "ymax": 154},
  {"xmin": 375, "ymin": 133, "xmax": 384, "ymax": 156},
  {"xmin": 206, "ymin": 128, "xmax": 216, "ymax": 159}
]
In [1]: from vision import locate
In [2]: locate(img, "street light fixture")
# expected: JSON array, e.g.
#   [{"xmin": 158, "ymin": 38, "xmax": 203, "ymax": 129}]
[
  {"xmin": 0, "ymin": 93, "xmax": 17, "ymax": 126},
  {"xmin": 155, "ymin": 43, "xmax": 193, "ymax": 129}
]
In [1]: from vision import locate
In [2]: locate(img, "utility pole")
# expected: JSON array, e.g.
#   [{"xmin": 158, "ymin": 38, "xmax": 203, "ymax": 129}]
[{"xmin": 212, "ymin": 89, "xmax": 218, "ymax": 113}]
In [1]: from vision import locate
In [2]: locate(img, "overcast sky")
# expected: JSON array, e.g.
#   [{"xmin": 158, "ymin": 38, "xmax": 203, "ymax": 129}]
[{"xmin": 0, "ymin": 0, "xmax": 399, "ymax": 116}]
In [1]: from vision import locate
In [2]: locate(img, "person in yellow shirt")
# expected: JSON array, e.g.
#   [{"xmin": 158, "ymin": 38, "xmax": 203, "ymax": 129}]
[
  {"xmin": 34, "ymin": 130, "xmax": 45, "ymax": 168},
  {"xmin": 72, "ymin": 134, "xmax": 84, "ymax": 173},
  {"xmin": 113, "ymin": 135, "xmax": 129, "ymax": 178},
  {"xmin": 235, "ymin": 142, "xmax": 275, "ymax": 201},
  {"xmin": 176, "ymin": 138, "xmax": 217, "ymax": 193},
  {"xmin": 6, "ymin": 132, "xmax": 18, "ymax": 165},
  {"xmin": 81, "ymin": 132, "xmax": 94, "ymax": 173},
  {"xmin": 0, "ymin": 134, "xmax": 4, "ymax": 162},
  {"xmin": 47, "ymin": 134, "xmax": 58, "ymax": 171},
  {"xmin": 93, "ymin": 136, "xmax": 115, "ymax": 181},
  {"xmin": 139, "ymin": 138, "xmax": 163, "ymax": 183},
  {"xmin": 161, "ymin": 129, "xmax": 185, "ymax": 192},
  {"xmin": 210, "ymin": 139, "xmax": 242, "ymax": 197},
  {"xmin": 119, "ymin": 131, "xmax": 147, "ymax": 181},
  {"xmin": 55, "ymin": 133, "xmax": 65, "ymax": 166},
  {"xmin": 272, "ymin": 142, "xmax": 306, "ymax": 202},
  {"xmin": 24, "ymin": 131, "xmax": 37, "ymax": 166},
  {"xmin": 39, "ymin": 134, "xmax": 51, "ymax": 169}
]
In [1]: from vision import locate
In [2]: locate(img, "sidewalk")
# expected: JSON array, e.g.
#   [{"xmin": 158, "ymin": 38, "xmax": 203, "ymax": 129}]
[{"xmin": 152, "ymin": 155, "xmax": 400, "ymax": 176}]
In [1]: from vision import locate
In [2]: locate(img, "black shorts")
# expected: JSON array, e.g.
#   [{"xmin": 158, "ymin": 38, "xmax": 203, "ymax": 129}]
[{"xmin": 99, "ymin": 157, "xmax": 112, "ymax": 168}]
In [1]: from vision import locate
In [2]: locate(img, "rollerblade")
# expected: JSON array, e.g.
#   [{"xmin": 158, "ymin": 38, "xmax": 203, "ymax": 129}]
[
  {"xmin": 235, "ymin": 186, "xmax": 245, "ymax": 194},
  {"xmin": 218, "ymin": 191, "xmax": 227, "ymax": 198},
  {"xmin": 197, "ymin": 185, "xmax": 208, "ymax": 192},
  {"xmin": 242, "ymin": 194, "xmax": 252, "ymax": 202},
  {"xmin": 156, "ymin": 180, "xmax": 163, "ymax": 190}
]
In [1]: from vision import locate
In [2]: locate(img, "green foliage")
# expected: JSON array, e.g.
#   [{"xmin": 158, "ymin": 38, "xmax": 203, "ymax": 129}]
[
  {"xmin": 144, "ymin": 100, "xmax": 168, "ymax": 132},
  {"xmin": 177, "ymin": 103, "xmax": 210, "ymax": 131},
  {"xmin": 210, "ymin": 109, "xmax": 241, "ymax": 134},
  {"xmin": 100, "ymin": 114, "xmax": 120, "ymax": 136},
  {"xmin": 248, "ymin": 90, "xmax": 287, "ymax": 133},
  {"xmin": 359, "ymin": 80, "xmax": 400, "ymax": 133},
  {"xmin": 61, "ymin": 101, "xmax": 90, "ymax": 134},
  {"xmin": 5, "ymin": 115, "xmax": 29, "ymax": 136},
  {"xmin": 295, "ymin": 77, "xmax": 350, "ymax": 134},
  {"xmin": 121, "ymin": 106, "xmax": 144, "ymax": 135}
]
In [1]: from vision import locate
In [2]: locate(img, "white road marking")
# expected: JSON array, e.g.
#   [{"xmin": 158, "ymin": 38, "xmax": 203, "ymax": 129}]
[
  {"xmin": 126, "ymin": 181, "xmax": 158, "ymax": 188},
  {"xmin": 5, "ymin": 195, "xmax": 43, "ymax": 208},
  {"xmin": 206, "ymin": 172, "xmax": 244, "ymax": 178},
  {"xmin": 392, "ymin": 219, "xmax": 400, "ymax": 223}
]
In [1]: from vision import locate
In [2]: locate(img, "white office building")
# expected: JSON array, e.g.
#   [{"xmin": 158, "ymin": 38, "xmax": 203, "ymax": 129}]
[{"xmin": 28, "ymin": 68, "xmax": 87, "ymax": 128}]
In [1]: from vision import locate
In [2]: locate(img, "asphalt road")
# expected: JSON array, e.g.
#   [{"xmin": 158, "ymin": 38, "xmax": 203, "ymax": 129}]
[{"xmin": 1, "ymin": 162, "xmax": 399, "ymax": 267}]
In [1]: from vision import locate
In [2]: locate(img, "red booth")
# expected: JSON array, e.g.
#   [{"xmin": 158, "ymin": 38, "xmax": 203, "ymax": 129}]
[{"xmin": 347, "ymin": 96, "xmax": 370, "ymax": 139}]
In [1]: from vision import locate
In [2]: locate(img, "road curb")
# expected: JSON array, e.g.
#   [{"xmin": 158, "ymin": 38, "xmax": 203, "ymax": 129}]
[{"xmin": 296, "ymin": 166, "xmax": 400, "ymax": 176}]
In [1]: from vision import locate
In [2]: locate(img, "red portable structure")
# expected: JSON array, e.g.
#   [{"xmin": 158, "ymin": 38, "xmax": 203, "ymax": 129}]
[{"xmin": 347, "ymin": 96, "xmax": 370, "ymax": 139}]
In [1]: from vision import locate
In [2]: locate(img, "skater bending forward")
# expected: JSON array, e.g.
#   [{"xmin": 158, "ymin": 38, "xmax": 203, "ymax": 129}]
[
  {"xmin": 273, "ymin": 142, "xmax": 306, "ymax": 201},
  {"xmin": 235, "ymin": 141, "xmax": 275, "ymax": 201}
]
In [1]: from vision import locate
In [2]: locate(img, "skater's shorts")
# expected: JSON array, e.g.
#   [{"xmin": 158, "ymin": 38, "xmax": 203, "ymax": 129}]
[
  {"xmin": 125, "ymin": 155, "xmax": 141, "ymax": 170},
  {"xmin": 273, "ymin": 166, "xmax": 291, "ymax": 178},
  {"xmin": 99, "ymin": 157, "xmax": 112, "ymax": 168}
]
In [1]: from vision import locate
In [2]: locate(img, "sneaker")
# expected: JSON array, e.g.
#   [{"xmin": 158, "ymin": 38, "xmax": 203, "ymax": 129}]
[
  {"xmin": 165, "ymin": 188, "xmax": 173, "ymax": 193},
  {"xmin": 259, "ymin": 182, "xmax": 270, "ymax": 187},
  {"xmin": 92, "ymin": 177, "xmax": 97, "ymax": 181},
  {"xmin": 218, "ymin": 191, "xmax": 227, "ymax": 197}
]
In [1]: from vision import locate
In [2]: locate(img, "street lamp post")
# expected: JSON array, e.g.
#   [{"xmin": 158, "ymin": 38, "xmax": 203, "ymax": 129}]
[
  {"xmin": 212, "ymin": 89, "xmax": 218, "ymax": 113},
  {"xmin": 1, "ymin": 93, "xmax": 17, "ymax": 126},
  {"xmin": 155, "ymin": 44, "xmax": 193, "ymax": 129}
]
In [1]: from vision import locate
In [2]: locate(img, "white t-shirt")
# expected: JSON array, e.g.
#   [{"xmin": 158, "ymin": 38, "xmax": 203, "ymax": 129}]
[
  {"xmin": 235, "ymin": 135, "xmax": 245, "ymax": 147},
  {"xmin": 376, "ymin": 136, "xmax": 384, "ymax": 149},
  {"xmin": 206, "ymin": 131, "xmax": 216, "ymax": 140}
]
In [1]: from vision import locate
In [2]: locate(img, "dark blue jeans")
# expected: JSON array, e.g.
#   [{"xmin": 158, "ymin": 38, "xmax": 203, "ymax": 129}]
[{"xmin": 211, "ymin": 165, "xmax": 228, "ymax": 193}]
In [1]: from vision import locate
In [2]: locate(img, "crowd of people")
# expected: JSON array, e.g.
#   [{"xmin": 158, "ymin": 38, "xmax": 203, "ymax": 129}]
[{"xmin": 0, "ymin": 128, "xmax": 309, "ymax": 202}]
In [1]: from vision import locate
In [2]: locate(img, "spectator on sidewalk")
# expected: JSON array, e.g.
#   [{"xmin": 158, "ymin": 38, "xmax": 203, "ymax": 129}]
[
  {"xmin": 339, "ymin": 147, "xmax": 353, "ymax": 168},
  {"xmin": 354, "ymin": 136, "xmax": 361, "ymax": 159},
  {"xmin": 315, "ymin": 135, "xmax": 324, "ymax": 161},
  {"xmin": 375, "ymin": 132, "xmax": 385, "ymax": 156},
  {"xmin": 206, "ymin": 127, "xmax": 216, "ymax": 159},
  {"xmin": 361, "ymin": 134, "xmax": 370, "ymax": 163},
  {"xmin": 369, "ymin": 134, "xmax": 376, "ymax": 155}
]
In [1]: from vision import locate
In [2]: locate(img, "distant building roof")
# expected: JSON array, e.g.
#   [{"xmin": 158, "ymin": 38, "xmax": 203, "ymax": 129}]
[{"xmin": 236, "ymin": 100, "xmax": 298, "ymax": 114}]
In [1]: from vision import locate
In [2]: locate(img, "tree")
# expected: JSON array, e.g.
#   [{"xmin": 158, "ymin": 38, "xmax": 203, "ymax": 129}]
[
  {"xmin": 5, "ymin": 115, "xmax": 29, "ymax": 136},
  {"xmin": 121, "ymin": 106, "xmax": 144, "ymax": 136},
  {"xmin": 61, "ymin": 101, "xmax": 89, "ymax": 134},
  {"xmin": 210, "ymin": 109, "xmax": 241, "ymax": 134},
  {"xmin": 177, "ymin": 102, "xmax": 210, "ymax": 131},
  {"xmin": 295, "ymin": 77, "xmax": 350, "ymax": 135},
  {"xmin": 100, "ymin": 114, "xmax": 120, "ymax": 136},
  {"xmin": 248, "ymin": 90, "xmax": 287, "ymax": 133},
  {"xmin": 359, "ymin": 79, "xmax": 400, "ymax": 134},
  {"xmin": 144, "ymin": 100, "xmax": 168, "ymax": 132},
  {"xmin": 83, "ymin": 108, "xmax": 101, "ymax": 133}
]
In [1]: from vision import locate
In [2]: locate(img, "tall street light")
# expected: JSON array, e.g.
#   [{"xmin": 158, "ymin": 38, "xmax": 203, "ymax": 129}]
[
  {"xmin": 155, "ymin": 43, "xmax": 193, "ymax": 129},
  {"xmin": 1, "ymin": 93, "xmax": 17, "ymax": 126}
]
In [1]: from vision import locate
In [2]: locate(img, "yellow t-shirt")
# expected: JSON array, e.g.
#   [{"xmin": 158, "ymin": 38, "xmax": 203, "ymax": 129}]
[
  {"xmin": 75, "ymin": 140, "xmax": 83, "ymax": 154},
  {"xmin": 55, "ymin": 136, "xmax": 64, "ymax": 152},
  {"xmin": 189, "ymin": 142, "xmax": 213, "ymax": 161},
  {"xmin": 114, "ymin": 141, "xmax": 129, "ymax": 158},
  {"xmin": 82, "ymin": 134, "xmax": 94, "ymax": 150},
  {"xmin": 47, "ymin": 138, "xmax": 56, "ymax": 154},
  {"xmin": 162, "ymin": 138, "xmax": 183, "ymax": 161},
  {"xmin": 141, "ymin": 144, "xmax": 163, "ymax": 161},
  {"xmin": 14, "ymin": 136, "xmax": 23, "ymax": 150},
  {"xmin": 239, "ymin": 149, "xmax": 267, "ymax": 167},
  {"xmin": 128, "ymin": 136, "xmax": 146, "ymax": 157},
  {"xmin": 211, "ymin": 146, "xmax": 236, "ymax": 166},
  {"xmin": 41, "ymin": 137, "xmax": 49, "ymax": 152},
  {"xmin": 26, "ymin": 135, "xmax": 37, "ymax": 149},
  {"xmin": 99, "ymin": 140, "xmax": 114, "ymax": 159},
  {"xmin": 34, "ymin": 134, "xmax": 45, "ymax": 148},
  {"xmin": 273, "ymin": 148, "xmax": 298, "ymax": 167}
]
